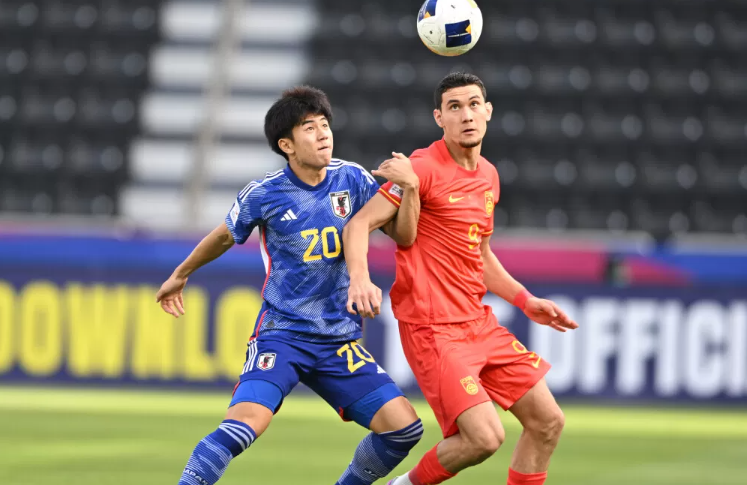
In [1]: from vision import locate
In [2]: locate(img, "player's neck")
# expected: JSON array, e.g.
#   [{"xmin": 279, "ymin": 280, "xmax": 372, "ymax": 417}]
[
  {"xmin": 289, "ymin": 159, "xmax": 327, "ymax": 187},
  {"xmin": 444, "ymin": 138, "xmax": 481, "ymax": 171}
]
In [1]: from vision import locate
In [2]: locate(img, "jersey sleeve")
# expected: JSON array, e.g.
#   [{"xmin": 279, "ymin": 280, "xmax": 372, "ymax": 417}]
[
  {"xmin": 225, "ymin": 181, "xmax": 267, "ymax": 245},
  {"xmin": 354, "ymin": 165, "xmax": 381, "ymax": 206},
  {"xmin": 483, "ymin": 165, "xmax": 501, "ymax": 238},
  {"xmin": 378, "ymin": 153, "xmax": 433, "ymax": 207}
]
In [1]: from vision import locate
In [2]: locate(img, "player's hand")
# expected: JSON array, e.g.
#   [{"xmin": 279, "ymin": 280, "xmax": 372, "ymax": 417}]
[
  {"xmin": 523, "ymin": 297, "xmax": 578, "ymax": 332},
  {"xmin": 347, "ymin": 277, "xmax": 383, "ymax": 319},
  {"xmin": 372, "ymin": 153, "xmax": 419, "ymax": 189},
  {"xmin": 156, "ymin": 274, "xmax": 187, "ymax": 318}
]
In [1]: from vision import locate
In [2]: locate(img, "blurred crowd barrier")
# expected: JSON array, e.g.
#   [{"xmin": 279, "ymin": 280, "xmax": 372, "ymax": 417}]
[{"xmin": 0, "ymin": 228, "xmax": 745, "ymax": 403}]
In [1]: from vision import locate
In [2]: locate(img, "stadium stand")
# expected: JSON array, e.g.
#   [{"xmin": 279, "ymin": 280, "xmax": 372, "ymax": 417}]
[
  {"xmin": 121, "ymin": 0, "xmax": 316, "ymax": 229},
  {"xmin": 1, "ymin": 0, "xmax": 746, "ymax": 240},
  {"xmin": 307, "ymin": 0, "xmax": 747, "ymax": 239},
  {"xmin": 0, "ymin": 0, "xmax": 161, "ymax": 217}
]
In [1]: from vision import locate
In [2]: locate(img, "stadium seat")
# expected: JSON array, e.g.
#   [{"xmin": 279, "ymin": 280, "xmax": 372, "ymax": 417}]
[
  {"xmin": 0, "ymin": 0, "xmax": 162, "ymax": 217},
  {"xmin": 309, "ymin": 0, "xmax": 747, "ymax": 238}
]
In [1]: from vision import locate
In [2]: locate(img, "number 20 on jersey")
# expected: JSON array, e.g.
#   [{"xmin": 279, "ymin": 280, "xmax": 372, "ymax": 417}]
[{"xmin": 301, "ymin": 226, "xmax": 341, "ymax": 262}]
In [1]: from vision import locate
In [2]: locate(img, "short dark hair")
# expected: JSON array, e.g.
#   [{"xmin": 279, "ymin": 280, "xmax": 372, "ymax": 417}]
[
  {"xmin": 264, "ymin": 86, "xmax": 333, "ymax": 160},
  {"xmin": 434, "ymin": 72, "xmax": 487, "ymax": 109}
]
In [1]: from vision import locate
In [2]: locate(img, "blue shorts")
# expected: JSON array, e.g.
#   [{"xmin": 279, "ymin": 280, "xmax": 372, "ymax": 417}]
[{"xmin": 229, "ymin": 336, "xmax": 404, "ymax": 428}]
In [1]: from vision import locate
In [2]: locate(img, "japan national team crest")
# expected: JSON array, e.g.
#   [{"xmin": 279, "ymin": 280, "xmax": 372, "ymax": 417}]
[
  {"xmin": 330, "ymin": 190, "xmax": 352, "ymax": 219},
  {"xmin": 485, "ymin": 191, "xmax": 495, "ymax": 216},
  {"xmin": 460, "ymin": 376, "xmax": 479, "ymax": 395},
  {"xmin": 256, "ymin": 353, "xmax": 276, "ymax": 371}
]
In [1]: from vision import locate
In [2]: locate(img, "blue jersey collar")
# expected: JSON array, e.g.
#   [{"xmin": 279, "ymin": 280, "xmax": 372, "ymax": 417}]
[{"xmin": 284, "ymin": 164, "xmax": 331, "ymax": 191}]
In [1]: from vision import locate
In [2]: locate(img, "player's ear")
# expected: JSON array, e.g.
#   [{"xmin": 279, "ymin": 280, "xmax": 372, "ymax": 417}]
[
  {"xmin": 433, "ymin": 109, "xmax": 444, "ymax": 128},
  {"xmin": 278, "ymin": 138, "xmax": 294, "ymax": 157},
  {"xmin": 485, "ymin": 101, "xmax": 493, "ymax": 121}
]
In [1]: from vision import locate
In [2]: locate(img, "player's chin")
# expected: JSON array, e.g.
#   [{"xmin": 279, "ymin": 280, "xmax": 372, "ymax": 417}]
[
  {"xmin": 317, "ymin": 148, "xmax": 333, "ymax": 166},
  {"xmin": 458, "ymin": 136, "xmax": 483, "ymax": 149}
]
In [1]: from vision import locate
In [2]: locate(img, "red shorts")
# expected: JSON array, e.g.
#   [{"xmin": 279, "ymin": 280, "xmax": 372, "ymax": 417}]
[{"xmin": 399, "ymin": 308, "xmax": 551, "ymax": 437}]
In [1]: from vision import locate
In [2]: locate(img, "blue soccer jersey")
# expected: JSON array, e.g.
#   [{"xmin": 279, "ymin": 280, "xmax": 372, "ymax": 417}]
[{"xmin": 225, "ymin": 160, "xmax": 379, "ymax": 343}]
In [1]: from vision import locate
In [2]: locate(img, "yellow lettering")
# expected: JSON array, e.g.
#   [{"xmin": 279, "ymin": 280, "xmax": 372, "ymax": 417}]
[
  {"xmin": 66, "ymin": 284, "xmax": 129, "ymax": 378},
  {"xmin": 468, "ymin": 223, "xmax": 480, "ymax": 249},
  {"xmin": 512, "ymin": 340, "xmax": 528, "ymax": 354},
  {"xmin": 131, "ymin": 286, "xmax": 176, "ymax": 379},
  {"xmin": 180, "ymin": 287, "xmax": 215, "ymax": 381},
  {"xmin": 322, "ymin": 227, "xmax": 341, "ymax": 258},
  {"xmin": 337, "ymin": 343, "xmax": 368, "ymax": 373},
  {"xmin": 0, "ymin": 281, "xmax": 15, "ymax": 373},
  {"xmin": 19, "ymin": 282, "xmax": 62, "ymax": 376},
  {"xmin": 302, "ymin": 227, "xmax": 341, "ymax": 261},
  {"xmin": 351, "ymin": 342, "xmax": 375, "ymax": 363},
  {"xmin": 301, "ymin": 229, "xmax": 322, "ymax": 262},
  {"xmin": 215, "ymin": 288, "xmax": 263, "ymax": 379}
]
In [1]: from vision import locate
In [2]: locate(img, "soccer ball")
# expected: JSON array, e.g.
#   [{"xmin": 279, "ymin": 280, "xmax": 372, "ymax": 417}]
[{"xmin": 417, "ymin": 0, "xmax": 483, "ymax": 57}]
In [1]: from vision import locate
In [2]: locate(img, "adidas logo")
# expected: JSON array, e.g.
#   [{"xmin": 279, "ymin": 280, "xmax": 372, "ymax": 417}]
[{"xmin": 280, "ymin": 209, "xmax": 298, "ymax": 221}]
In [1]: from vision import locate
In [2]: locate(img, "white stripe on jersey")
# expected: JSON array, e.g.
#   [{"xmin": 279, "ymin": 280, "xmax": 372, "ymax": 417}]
[
  {"xmin": 238, "ymin": 170, "xmax": 286, "ymax": 202},
  {"xmin": 238, "ymin": 182, "xmax": 259, "ymax": 200},
  {"xmin": 259, "ymin": 227, "xmax": 270, "ymax": 274},
  {"xmin": 327, "ymin": 159, "xmax": 376, "ymax": 185}
]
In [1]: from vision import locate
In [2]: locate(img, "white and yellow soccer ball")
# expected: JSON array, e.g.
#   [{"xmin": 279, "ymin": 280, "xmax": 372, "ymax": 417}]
[{"xmin": 417, "ymin": 0, "xmax": 483, "ymax": 56}]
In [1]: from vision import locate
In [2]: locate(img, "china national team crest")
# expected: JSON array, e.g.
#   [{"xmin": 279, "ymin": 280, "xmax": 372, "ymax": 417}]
[
  {"xmin": 330, "ymin": 191, "xmax": 352, "ymax": 219},
  {"xmin": 460, "ymin": 376, "xmax": 479, "ymax": 395},
  {"xmin": 256, "ymin": 353, "xmax": 276, "ymax": 371},
  {"xmin": 485, "ymin": 191, "xmax": 495, "ymax": 216}
]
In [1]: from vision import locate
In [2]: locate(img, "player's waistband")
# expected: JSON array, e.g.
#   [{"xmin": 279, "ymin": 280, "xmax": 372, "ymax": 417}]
[{"xmin": 256, "ymin": 327, "xmax": 362, "ymax": 345}]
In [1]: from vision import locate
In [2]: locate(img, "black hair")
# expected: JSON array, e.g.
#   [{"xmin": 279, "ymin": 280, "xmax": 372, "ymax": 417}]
[
  {"xmin": 434, "ymin": 72, "xmax": 488, "ymax": 110},
  {"xmin": 264, "ymin": 86, "xmax": 333, "ymax": 160}
]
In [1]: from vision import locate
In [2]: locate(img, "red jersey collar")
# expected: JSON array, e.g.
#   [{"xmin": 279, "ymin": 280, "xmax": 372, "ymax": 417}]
[{"xmin": 435, "ymin": 138, "xmax": 483, "ymax": 177}]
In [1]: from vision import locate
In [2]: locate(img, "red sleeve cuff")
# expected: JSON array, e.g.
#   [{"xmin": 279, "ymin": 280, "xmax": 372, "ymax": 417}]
[{"xmin": 378, "ymin": 187, "xmax": 401, "ymax": 207}]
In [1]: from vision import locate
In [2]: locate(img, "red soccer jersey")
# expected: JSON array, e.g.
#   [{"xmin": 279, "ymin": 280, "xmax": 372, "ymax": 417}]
[{"xmin": 379, "ymin": 139, "xmax": 500, "ymax": 324}]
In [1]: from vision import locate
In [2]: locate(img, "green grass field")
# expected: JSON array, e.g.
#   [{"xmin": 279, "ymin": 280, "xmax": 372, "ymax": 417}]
[{"xmin": 2, "ymin": 386, "xmax": 746, "ymax": 485}]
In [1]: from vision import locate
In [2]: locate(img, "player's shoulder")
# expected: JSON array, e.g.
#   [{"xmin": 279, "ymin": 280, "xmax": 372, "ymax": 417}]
[
  {"xmin": 327, "ymin": 158, "xmax": 376, "ymax": 183},
  {"xmin": 237, "ymin": 168, "xmax": 287, "ymax": 201},
  {"xmin": 405, "ymin": 142, "xmax": 448, "ymax": 186},
  {"xmin": 409, "ymin": 148, "xmax": 431, "ymax": 167},
  {"xmin": 479, "ymin": 156, "xmax": 498, "ymax": 174},
  {"xmin": 413, "ymin": 139, "xmax": 458, "ymax": 164},
  {"xmin": 410, "ymin": 140, "xmax": 442, "ymax": 162},
  {"xmin": 478, "ymin": 157, "xmax": 499, "ymax": 181}
]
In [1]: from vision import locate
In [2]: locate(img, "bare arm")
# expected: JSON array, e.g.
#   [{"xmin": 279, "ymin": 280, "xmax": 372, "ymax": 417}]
[
  {"xmin": 379, "ymin": 182, "xmax": 421, "ymax": 246},
  {"xmin": 342, "ymin": 181, "xmax": 418, "ymax": 319},
  {"xmin": 173, "ymin": 223, "xmax": 235, "ymax": 278},
  {"xmin": 156, "ymin": 222, "xmax": 235, "ymax": 317},
  {"xmin": 343, "ymin": 153, "xmax": 421, "ymax": 318},
  {"xmin": 344, "ymin": 180, "xmax": 419, "ymax": 278},
  {"xmin": 480, "ymin": 235, "xmax": 526, "ymax": 303},
  {"xmin": 343, "ymin": 193, "xmax": 397, "ymax": 293},
  {"xmin": 481, "ymin": 235, "xmax": 578, "ymax": 332},
  {"xmin": 374, "ymin": 153, "xmax": 421, "ymax": 247}
]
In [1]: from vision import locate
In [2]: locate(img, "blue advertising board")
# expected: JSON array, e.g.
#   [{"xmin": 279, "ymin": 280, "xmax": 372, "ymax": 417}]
[{"xmin": 0, "ymin": 262, "xmax": 744, "ymax": 403}]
